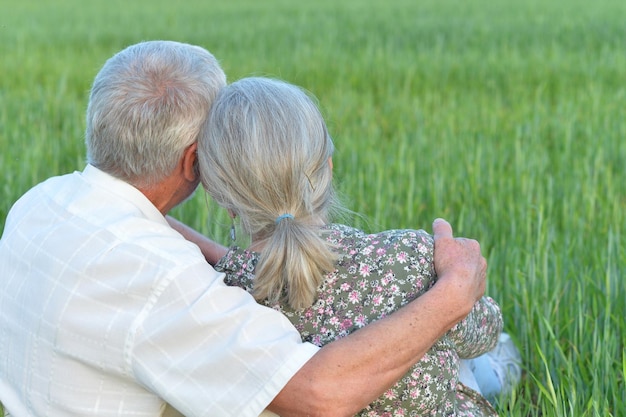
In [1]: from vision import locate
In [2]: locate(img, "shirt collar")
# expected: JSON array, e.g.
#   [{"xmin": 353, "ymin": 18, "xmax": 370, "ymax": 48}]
[{"xmin": 81, "ymin": 164, "xmax": 169, "ymax": 226}]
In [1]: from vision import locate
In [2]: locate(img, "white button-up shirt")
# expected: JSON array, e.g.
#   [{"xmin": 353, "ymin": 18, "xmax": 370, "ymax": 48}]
[{"xmin": 0, "ymin": 165, "xmax": 318, "ymax": 417}]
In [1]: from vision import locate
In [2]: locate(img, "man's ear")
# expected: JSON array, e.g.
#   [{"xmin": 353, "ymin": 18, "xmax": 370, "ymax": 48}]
[{"xmin": 182, "ymin": 142, "xmax": 199, "ymax": 182}]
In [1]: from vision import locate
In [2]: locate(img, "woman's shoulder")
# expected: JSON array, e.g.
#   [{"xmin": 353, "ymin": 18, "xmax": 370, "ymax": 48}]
[
  {"xmin": 367, "ymin": 228, "xmax": 434, "ymax": 264},
  {"xmin": 214, "ymin": 246, "xmax": 259, "ymax": 275},
  {"xmin": 324, "ymin": 224, "xmax": 434, "ymax": 269},
  {"xmin": 213, "ymin": 246, "xmax": 260, "ymax": 292},
  {"xmin": 325, "ymin": 224, "xmax": 433, "ymax": 247},
  {"xmin": 372, "ymin": 228, "xmax": 433, "ymax": 246}
]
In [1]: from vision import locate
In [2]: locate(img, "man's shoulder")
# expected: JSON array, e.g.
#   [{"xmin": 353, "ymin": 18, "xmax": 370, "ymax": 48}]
[
  {"xmin": 122, "ymin": 219, "xmax": 208, "ymax": 267},
  {"xmin": 8, "ymin": 171, "xmax": 77, "ymax": 206}
]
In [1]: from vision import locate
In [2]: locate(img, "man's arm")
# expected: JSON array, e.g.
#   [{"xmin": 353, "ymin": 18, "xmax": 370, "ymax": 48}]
[
  {"xmin": 268, "ymin": 218, "xmax": 487, "ymax": 417},
  {"xmin": 168, "ymin": 216, "xmax": 486, "ymax": 416},
  {"xmin": 166, "ymin": 216, "xmax": 228, "ymax": 265}
]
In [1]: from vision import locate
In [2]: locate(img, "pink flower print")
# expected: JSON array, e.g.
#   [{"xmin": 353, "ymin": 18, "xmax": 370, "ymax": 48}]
[
  {"xmin": 355, "ymin": 314, "xmax": 367, "ymax": 327},
  {"xmin": 348, "ymin": 290, "xmax": 361, "ymax": 303},
  {"xmin": 417, "ymin": 242, "xmax": 428, "ymax": 254},
  {"xmin": 340, "ymin": 282, "xmax": 351, "ymax": 291},
  {"xmin": 373, "ymin": 295, "xmax": 383, "ymax": 306},
  {"xmin": 383, "ymin": 389, "xmax": 396, "ymax": 400},
  {"xmin": 397, "ymin": 251, "xmax": 408, "ymax": 263},
  {"xmin": 326, "ymin": 274, "xmax": 338, "ymax": 286},
  {"xmin": 333, "ymin": 300, "xmax": 346, "ymax": 311},
  {"xmin": 359, "ymin": 263, "xmax": 371, "ymax": 277},
  {"xmin": 376, "ymin": 247, "xmax": 386, "ymax": 256},
  {"xmin": 341, "ymin": 318, "xmax": 353, "ymax": 330}
]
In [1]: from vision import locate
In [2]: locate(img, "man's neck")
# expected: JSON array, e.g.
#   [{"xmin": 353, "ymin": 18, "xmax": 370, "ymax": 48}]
[{"xmin": 138, "ymin": 174, "xmax": 192, "ymax": 215}]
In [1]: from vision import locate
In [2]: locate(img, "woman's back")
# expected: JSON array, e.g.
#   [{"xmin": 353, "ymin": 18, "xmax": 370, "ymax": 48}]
[{"xmin": 216, "ymin": 224, "xmax": 501, "ymax": 416}]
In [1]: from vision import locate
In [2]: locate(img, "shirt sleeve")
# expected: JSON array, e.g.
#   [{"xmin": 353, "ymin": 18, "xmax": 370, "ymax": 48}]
[
  {"xmin": 447, "ymin": 295, "xmax": 503, "ymax": 359},
  {"xmin": 128, "ymin": 261, "xmax": 319, "ymax": 417}
]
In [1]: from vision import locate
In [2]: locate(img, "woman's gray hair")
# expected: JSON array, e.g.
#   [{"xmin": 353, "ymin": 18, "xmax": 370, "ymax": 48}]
[
  {"xmin": 86, "ymin": 40, "xmax": 226, "ymax": 187},
  {"xmin": 198, "ymin": 77, "xmax": 342, "ymax": 309}
]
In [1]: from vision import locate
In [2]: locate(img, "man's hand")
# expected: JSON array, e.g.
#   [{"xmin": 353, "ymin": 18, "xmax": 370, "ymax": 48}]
[{"xmin": 432, "ymin": 218, "xmax": 487, "ymax": 321}]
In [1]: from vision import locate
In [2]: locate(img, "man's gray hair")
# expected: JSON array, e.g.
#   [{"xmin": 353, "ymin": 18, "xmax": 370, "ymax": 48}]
[{"xmin": 86, "ymin": 40, "xmax": 226, "ymax": 187}]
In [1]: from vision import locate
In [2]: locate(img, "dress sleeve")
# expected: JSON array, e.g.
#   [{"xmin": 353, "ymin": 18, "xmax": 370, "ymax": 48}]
[{"xmin": 447, "ymin": 295, "xmax": 503, "ymax": 359}]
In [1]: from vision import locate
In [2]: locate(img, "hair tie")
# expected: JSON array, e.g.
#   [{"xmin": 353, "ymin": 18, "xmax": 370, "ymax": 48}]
[{"xmin": 275, "ymin": 213, "xmax": 294, "ymax": 224}]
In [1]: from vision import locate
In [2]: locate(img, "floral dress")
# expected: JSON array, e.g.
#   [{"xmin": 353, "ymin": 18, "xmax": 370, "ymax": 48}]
[{"xmin": 215, "ymin": 224, "xmax": 502, "ymax": 416}]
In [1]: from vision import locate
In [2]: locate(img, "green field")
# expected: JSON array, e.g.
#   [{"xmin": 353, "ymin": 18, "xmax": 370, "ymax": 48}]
[{"xmin": 1, "ymin": 0, "xmax": 625, "ymax": 415}]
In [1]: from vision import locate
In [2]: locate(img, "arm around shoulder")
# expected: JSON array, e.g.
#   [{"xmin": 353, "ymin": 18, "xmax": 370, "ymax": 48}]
[
  {"xmin": 268, "ymin": 271, "xmax": 480, "ymax": 416},
  {"xmin": 267, "ymin": 218, "xmax": 487, "ymax": 416},
  {"xmin": 166, "ymin": 216, "xmax": 228, "ymax": 265}
]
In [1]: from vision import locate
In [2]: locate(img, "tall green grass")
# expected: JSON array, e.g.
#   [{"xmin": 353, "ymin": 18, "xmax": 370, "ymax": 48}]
[{"xmin": 1, "ymin": 0, "xmax": 624, "ymax": 415}]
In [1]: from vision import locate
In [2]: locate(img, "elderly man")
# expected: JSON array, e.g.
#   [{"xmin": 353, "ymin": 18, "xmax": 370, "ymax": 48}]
[{"xmin": 0, "ymin": 40, "xmax": 487, "ymax": 417}]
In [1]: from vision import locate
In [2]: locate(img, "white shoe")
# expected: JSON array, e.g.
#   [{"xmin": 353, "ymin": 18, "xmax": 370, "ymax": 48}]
[{"xmin": 468, "ymin": 333, "xmax": 522, "ymax": 403}]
